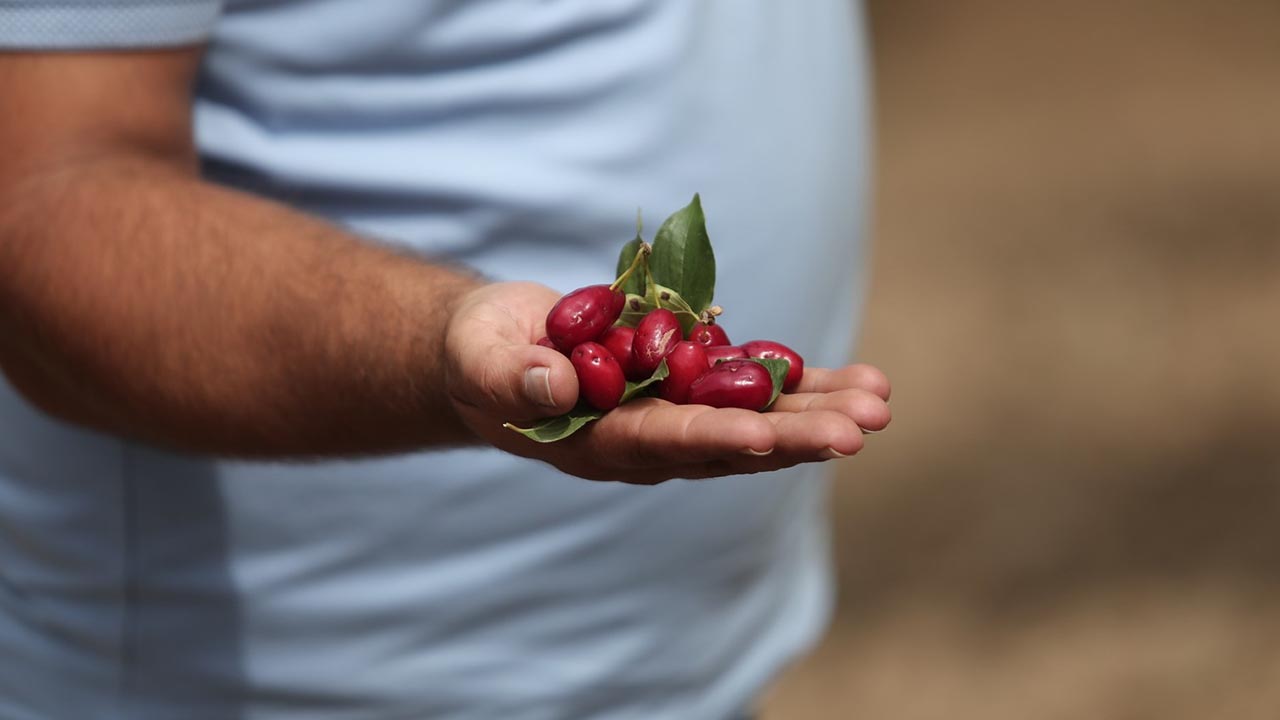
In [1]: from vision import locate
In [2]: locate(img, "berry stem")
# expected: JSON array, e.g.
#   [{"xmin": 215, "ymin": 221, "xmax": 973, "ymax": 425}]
[{"xmin": 609, "ymin": 243, "xmax": 651, "ymax": 293}]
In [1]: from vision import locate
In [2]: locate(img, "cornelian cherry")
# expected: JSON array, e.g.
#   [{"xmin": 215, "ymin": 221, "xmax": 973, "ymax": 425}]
[
  {"xmin": 658, "ymin": 341, "xmax": 710, "ymax": 404},
  {"xmin": 545, "ymin": 285, "xmax": 625, "ymax": 352},
  {"xmin": 631, "ymin": 308, "xmax": 682, "ymax": 377},
  {"xmin": 741, "ymin": 340, "xmax": 804, "ymax": 392},
  {"xmin": 687, "ymin": 359, "xmax": 773, "ymax": 410},
  {"xmin": 598, "ymin": 326, "xmax": 643, "ymax": 381},
  {"xmin": 704, "ymin": 345, "xmax": 747, "ymax": 365},
  {"xmin": 689, "ymin": 322, "xmax": 731, "ymax": 347},
  {"xmin": 570, "ymin": 342, "xmax": 626, "ymax": 411}
]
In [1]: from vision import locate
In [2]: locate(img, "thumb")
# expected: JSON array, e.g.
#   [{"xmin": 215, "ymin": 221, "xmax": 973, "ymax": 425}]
[{"xmin": 455, "ymin": 342, "xmax": 579, "ymax": 420}]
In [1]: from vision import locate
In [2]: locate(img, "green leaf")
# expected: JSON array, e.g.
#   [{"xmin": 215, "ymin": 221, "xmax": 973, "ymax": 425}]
[
  {"xmin": 653, "ymin": 284, "xmax": 700, "ymax": 336},
  {"xmin": 653, "ymin": 284, "xmax": 695, "ymax": 314},
  {"xmin": 621, "ymin": 359, "xmax": 669, "ymax": 403},
  {"xmin": 614, "ymin": 237, "xmax": 647, "ymax": 297},
  {"xmin": 504, "ymin": 406, "xmax": 605, "ymax": 443},
  {"xmin": 620, "ymin": 287, "xmax": 700, "ymax": 334},
  {"xmin": 618, "ymin": 293, "xmax": 654, "ymax": 328},
  {"xmin": 650, "ymin": 194, "xmax": 716, "ymax": 314},
  {"xmin": 744, "ymin": 357, "xmax": 791, "ymax": 409}
]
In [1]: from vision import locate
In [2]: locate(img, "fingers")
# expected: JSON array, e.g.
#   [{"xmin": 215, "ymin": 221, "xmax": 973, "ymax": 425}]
[
  {"xmin": 562, "ymin": 402, "xmax": 862, "ymax": 482},
  {"xmin": 499, "ymin": 402, "xmax": 865, "ymax": 484},
  {"xmin": 466, "ymin": 343, "xmax": 580, "ymax": 419},
  {"xmin": 497, "ymin": 379, "xmax": 885, "ymax": 480},
  {"xmin": 581, "ymin": 399, "xmax": 777, "ymax": 468},
  {"xmin": 764, "ymin": 409, "xmax": 864, "ymax": 458},
  {"xmin": 794, "ymin": 363, "xmax": 891, "ymax": 400},
  {"xmin": 461, "ymin": 309, "xmax": 894, "ymax": 482},
  {"xmin": 583, "ymin": 366, "xmax": 890, "ymax": 480},
  {"xmin": 446, "ymin": 283, "xmax": 582, "ymax": 419},
  {"xmin": 770, "ymin": 388, "xmax": 891, "ymax": 432}
]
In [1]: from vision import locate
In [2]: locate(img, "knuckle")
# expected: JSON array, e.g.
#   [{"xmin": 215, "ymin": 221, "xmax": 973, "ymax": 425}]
[
  {"xmin": 615, "ymin": 403, "xmax": 665, "ymax": 467},
  {"xmin": 477, "ymin": 361, "xmax": 513, "ymax": 408}
]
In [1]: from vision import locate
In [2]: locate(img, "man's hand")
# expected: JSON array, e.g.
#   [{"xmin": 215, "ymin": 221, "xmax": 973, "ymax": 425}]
[
  {"xmin": 444, "ymin": 282, "xmax": 891, "ymax": 483},
  {"xmin": 0, "ymin": 48, "xmax": 890, "ymax": 475}
]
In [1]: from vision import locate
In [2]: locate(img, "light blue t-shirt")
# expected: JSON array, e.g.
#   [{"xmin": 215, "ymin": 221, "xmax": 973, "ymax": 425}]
[{"xmin": 0, "ymin": 2, "xmax": 871, "ymax": 719}]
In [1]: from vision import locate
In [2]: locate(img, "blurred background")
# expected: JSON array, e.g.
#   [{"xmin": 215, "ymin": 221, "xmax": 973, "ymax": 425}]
[{"xmin": 765, "ymin": 1, "xmax": 1280, "ymax": 717}]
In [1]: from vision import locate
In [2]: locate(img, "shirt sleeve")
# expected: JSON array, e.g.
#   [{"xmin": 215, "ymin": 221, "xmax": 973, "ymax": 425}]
[{"xmin": 0, "ymin": 0, "xmax": 223, "ymax": 49}]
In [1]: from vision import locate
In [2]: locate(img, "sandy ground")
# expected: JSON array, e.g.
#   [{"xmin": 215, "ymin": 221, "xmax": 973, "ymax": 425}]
[{"xmin": 764, "ymin": 2, "xmax": 1280, "ymax": 717}]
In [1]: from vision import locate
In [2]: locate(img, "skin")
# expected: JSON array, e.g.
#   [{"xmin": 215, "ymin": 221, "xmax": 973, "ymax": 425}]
[{"xmin": 0, "ymin": 47, "xmax": 891, "ymax": 484}]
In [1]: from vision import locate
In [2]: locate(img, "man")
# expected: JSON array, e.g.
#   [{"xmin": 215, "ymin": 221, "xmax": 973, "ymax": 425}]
[{"xmin": 0, "ymin": 2, "xmax": 889, "ymax": 718}]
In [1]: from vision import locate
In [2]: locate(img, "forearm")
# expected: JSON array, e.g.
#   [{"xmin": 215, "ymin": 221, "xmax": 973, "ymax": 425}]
[
  {"xmin": 0, "ymin": 155, "xmax": 484, "ymax": 456},
  {"xmin": 0, "ymin": 48, "xmax": 893, "ymax": 484}
]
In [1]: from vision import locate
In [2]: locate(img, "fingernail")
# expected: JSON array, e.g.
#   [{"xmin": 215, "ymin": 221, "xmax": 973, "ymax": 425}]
[
  {"xmin": 861, "ymin": 427, "xmax": 881, "ymax": 435},
  {"xmin": 741, "ymin": 447, "xmax": 774, "ymax": 457},
  {"xmin": 524, "ymin": 366, "xmax": 556, "ymax": 407},
  {"xmin": 819, "ymin": 447, "xmax": 850, "ymax": 459}
]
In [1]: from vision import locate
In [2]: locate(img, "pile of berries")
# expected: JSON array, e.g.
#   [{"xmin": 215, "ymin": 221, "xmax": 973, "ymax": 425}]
[{"xmin": 539, "ymin": 284, "xmax": 803, "ymax": 412}]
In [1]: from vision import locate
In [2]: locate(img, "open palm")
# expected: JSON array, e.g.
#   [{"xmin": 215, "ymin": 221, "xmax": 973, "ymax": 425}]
[{"xmin": 445, "ymin": 282, "xmax": 891, "ymax": 484}]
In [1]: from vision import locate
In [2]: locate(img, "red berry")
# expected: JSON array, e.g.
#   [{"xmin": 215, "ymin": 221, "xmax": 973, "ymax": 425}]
[
  {"xmin": 659, "ymin": 341, "xmax": 710, "ymax": 404},
  {"xmin": 570, "ymin": 342, "xmax": 625, "ymax": 411},
  {"xmin": 689, "ymin": 322, "xmax": 731, "ymax": 347},
  {"xmin": 741, "ymin": 340, "xmax": 804, "ymax": 392},
  {"xmin": 598, "ymin": 326, "xmax": 644, "ymax": 381},
  {"xmin": 687, "ymin": 359, "xmax": 773, "ymax": 410},
  {"xmin": 536, "ymin": 336, "xmax": 559, "ymax": 351},
  {"xmin": 631, "ymin": 308, "xmax": 682, "ymax": 377},
  {"xmin": 704, "ymin": 345, "xmax": 747, "ymax": 365},
  {"xmin": 545, "ymin": 285, "xmax": 625, "ymax": 352}
]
